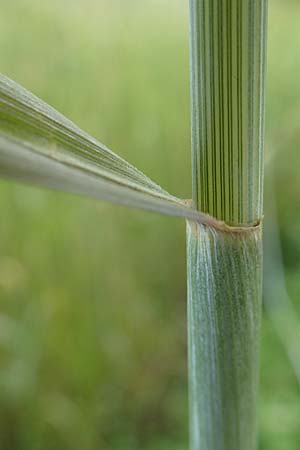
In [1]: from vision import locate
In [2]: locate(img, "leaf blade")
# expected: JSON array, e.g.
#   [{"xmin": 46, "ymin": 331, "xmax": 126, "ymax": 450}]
[{"xmin": 0, "ymin": 73, "xmax": 207, "ymax": 222}]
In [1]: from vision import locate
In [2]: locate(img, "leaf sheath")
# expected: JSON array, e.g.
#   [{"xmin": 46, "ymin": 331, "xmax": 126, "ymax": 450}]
[{"xmin": 187, "ymin": 221, "xmax": 262, "ymax": 450}]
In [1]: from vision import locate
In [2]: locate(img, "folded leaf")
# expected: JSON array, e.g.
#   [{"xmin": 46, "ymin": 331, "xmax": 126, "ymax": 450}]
[{"xmin": 0, "ymin": 74, "xmax": 209, "ymax": 223}]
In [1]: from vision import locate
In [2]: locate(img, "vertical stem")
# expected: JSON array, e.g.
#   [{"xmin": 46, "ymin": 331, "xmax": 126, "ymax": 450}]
[
  {"xmin": 187, "ymin": 222, "xmax": 262, "ymax": 450},
  {"xmin": 187, "ymin": 1, "xmax": 268, "ymax": 449},
  {"xmin": 189, "ymin": 0, "xmax": 267, "ymax": 226}
]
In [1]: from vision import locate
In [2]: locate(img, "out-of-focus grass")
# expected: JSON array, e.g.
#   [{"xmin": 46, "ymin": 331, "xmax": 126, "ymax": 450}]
[{"xmin": 0, "ymin": 1, "xmax": 299, "ymax": 449}]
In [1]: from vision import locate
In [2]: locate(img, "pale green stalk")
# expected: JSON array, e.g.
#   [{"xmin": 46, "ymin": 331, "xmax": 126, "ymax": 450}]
[
  {"xmin": 187, "ymin": 1, "xmax": 267, "ymax": 449},
  {"xmin": 187, "ymin": 223, "xmax": 262, "ymax": 450}
]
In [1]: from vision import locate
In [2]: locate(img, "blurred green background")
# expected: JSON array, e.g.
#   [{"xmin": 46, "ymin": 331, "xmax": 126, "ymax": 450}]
[{"xmin": 0, "ymin": 0, "xmax": 299, "ymax": 449}]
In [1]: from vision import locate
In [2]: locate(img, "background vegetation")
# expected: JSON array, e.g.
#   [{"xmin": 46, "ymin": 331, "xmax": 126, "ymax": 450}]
[{"xmin": 0, "ymin": 0, "xmax": 299, "ymax": 449}]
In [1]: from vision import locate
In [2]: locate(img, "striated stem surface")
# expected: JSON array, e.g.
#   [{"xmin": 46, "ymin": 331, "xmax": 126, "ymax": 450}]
[
  {"xmin": 187, "ymin": 221, "xmax": 262, "ymax": 450},
  {"xmin": 187, "ymin": 1, "xmax": 267, "ymax": 448},
  {"xmin": 189, "ymin": 0, "xmax": 267, "ymax": 226}
]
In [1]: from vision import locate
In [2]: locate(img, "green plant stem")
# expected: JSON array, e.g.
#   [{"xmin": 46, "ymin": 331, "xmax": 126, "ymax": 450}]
[
  {"xmin": 189, "ymin": 0, "xmax": 267, "ymax": 226},
  {"xmin": 187, "ymin": 222, "xmax": 262, "ymax": 450},
  {"xmin": 187, "ymin": 1, "xmax": 267, "ymax": 449}
]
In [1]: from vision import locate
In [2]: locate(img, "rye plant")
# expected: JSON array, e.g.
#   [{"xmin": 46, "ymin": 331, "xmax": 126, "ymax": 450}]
[{"xmin": 0, "ymin": 1, "xmax": 268, "ymax": 449}]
